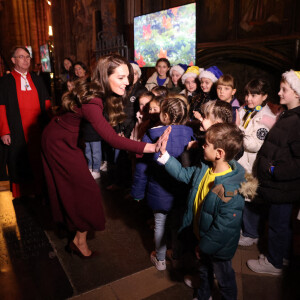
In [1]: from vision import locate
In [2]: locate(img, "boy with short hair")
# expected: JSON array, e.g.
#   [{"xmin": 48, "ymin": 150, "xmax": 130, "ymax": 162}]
[
  {"xmin": 247, "ymin": 70, "xmax": 300, "ymax": 275},
  {"xmin": 158, "ymin": 123, "xmax": 248, "ymax": 300},
  {"xmin": 216, "ymin": 74, "xmax": 240, "ymax": 122}
]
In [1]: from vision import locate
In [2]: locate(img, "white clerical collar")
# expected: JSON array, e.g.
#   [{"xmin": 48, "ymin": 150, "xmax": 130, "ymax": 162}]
[
  {"xmin": 14, "ymin": 69, "xmax": 31, "ymax": 91},
  {"xmin": 14, "ymin": 69, "xmax": 28, "ymax": 76}
]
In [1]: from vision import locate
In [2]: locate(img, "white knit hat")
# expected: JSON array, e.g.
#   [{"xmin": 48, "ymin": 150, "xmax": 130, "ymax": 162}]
[
  {"xmin": 169, "ymin": 64, "xmax": 188, "ymax": 77},
  {"xmin": 131, "ymin": 62, "xmax": 141, "ymax": 78},
  {"xmin": 282, "ymin": 70, "xmax": 300, "ymax": 97}
]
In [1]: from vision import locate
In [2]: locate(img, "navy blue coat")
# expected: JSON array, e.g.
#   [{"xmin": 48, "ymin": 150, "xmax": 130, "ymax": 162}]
[{"xmin": 131, "ymin": 125, "xmax": 194, "ymax": 211}]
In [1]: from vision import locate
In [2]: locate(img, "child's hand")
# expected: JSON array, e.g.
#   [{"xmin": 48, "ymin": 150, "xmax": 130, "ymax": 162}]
[
  {"xmin": 155, "ymin": 126, "xmax": 171, "ymax": 153},
  {"xmin": 159, "ymin": 136, "xmax": 169, "ymax": 155},
  {"xmin": 235, "ymin": 109, "xmax": 240, "ymax": 126},
  {"xmin": 187, "ymin": 140, "xmax": 198, "ymax": 150},
  {"xmin": 193, "ymin": 111, "xmax": 202, "ymax": 121}
]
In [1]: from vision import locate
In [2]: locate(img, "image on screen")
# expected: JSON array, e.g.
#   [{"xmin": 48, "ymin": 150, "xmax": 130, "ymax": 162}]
[
  {"xmin": 40, "ymin": 44, "xmax": 51, "ymax": 72},
  {"xmin": 25, "ymin": 46, "xmax": 32, "ymax": 58},
  {"xmin": 134, "ymin": 3, "xmax": 196, "ymax": 67}
]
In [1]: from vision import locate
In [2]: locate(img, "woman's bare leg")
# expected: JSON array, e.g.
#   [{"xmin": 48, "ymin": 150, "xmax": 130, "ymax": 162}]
[{"xmin": 73, "ymin": 231, "xmax": 92, "ymax": 256}]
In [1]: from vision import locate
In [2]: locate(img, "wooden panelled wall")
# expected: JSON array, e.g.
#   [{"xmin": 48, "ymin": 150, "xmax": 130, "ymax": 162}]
[
  {"xmin": 1, "ymin": 0, "xmax": 299, "ymax": 86},
  {"xmin": 0, "ymin": 0, "xmax": 50, "ymax": 70}
]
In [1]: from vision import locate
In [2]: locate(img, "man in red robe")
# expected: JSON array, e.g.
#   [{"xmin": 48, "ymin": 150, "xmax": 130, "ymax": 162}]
[{"xmin": 0, "ymin": 46, "xmax": 51, "ymax": 198}]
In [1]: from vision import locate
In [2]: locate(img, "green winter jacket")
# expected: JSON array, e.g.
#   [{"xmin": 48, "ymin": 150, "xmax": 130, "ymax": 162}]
[{"xmin": 164, "ymin": 157, "xmax": 245, "ymax": 260}]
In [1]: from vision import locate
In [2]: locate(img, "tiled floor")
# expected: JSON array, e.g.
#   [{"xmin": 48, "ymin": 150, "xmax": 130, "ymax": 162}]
[
  {"xmin": 0, "ymin": 182, "xmax": 72, "ymax": 300},
  {"xmin": 0, "ymin": 179, "xmax": 299, "ymax": 300}
]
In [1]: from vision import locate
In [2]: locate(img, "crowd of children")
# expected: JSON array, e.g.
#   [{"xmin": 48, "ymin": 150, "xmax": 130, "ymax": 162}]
[{"xmin": 64, "ymin": 56, "xmax": 300, "ymax": 300}]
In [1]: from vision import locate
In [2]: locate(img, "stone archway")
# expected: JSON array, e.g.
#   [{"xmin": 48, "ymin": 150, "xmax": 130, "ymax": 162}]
[{"xmin": 196, "ymin": 40, "xmax": 298, "ymax": 103}]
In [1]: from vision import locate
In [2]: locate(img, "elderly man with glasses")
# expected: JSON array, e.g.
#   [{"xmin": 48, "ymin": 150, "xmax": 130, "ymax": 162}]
[{"xmin": 0, "ymin": 46, "xmax": 51, "ymax": 199}]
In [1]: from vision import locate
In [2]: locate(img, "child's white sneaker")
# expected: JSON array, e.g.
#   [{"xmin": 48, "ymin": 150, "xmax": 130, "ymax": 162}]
[
  {"xmin": 150, "ymin": 251, "xmax": 166, "ymax": 271},
  {"xmin": 184, "ymin": 274, "xmax": 202, "ymax": 288},
  {"xmin": 283, "ymin": 258, "xmax": 290, "ymax": 267},
  {"xmin": 238, "ymin": 235, "xmax": 258, "ymax": 246},
  {"xmin": 259, "ymin": 254, "xmax": 289, "ymax": 267},
  {"xmin": 247, "ymin": 255, "xmax": 282, "ymax": 276},
  {"xmin": 91, "ymin": 171, "xmax": 100, "ymax": 179}
]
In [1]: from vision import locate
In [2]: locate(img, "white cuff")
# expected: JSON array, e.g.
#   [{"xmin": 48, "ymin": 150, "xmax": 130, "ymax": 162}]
[{"xmin": 157, "ymin": 151, "xmax": 170, "ymax": 165}]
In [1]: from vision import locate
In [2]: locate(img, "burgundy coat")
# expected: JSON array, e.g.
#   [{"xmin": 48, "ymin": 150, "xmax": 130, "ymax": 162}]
[{"xmin": 41, "ymin": 98, "xmax": 146, "ymax": 231}]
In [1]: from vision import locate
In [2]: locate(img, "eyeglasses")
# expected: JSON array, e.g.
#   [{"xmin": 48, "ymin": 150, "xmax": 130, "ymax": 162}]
[{"xmin": 14, "ymin": 55, "xmax": 31, "ymax": 60}]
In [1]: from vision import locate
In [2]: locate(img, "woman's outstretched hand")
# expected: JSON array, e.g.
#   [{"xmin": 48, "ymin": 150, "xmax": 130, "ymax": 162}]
[{"xmin": 143, "ymin": 126, "xmax": 171, "ymax": 153}]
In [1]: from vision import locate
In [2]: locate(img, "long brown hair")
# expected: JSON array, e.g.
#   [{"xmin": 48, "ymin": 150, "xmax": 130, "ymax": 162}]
[
  {"xmin": 92, "ymin": 54, "xmax": 134, "ymax": 127},
  {"xmin": 61, "ymin": 78, "xmax": 102, "ymax": 112},
  {"xmin": 61, "ymin": 54, "xmax": 133, "ymax": 127}
]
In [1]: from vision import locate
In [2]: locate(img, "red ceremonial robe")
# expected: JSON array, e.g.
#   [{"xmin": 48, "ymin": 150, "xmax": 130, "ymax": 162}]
[{"xmin": 0, "ymin": 70, "xmax": 51, "ymax": 197}]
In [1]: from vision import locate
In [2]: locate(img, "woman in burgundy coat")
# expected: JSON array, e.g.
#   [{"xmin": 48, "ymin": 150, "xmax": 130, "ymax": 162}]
[{"xmin": 41, "ymin": 54, "xmax": 169, "ymax": 258}]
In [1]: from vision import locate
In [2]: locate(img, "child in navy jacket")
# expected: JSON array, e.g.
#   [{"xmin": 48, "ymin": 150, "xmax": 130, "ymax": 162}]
[{"xmin": 131, "ymin": 97, "xmax": 194, "ymax": 270}]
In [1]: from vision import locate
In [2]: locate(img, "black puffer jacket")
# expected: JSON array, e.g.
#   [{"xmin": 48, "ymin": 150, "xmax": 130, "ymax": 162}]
[
  {"xmin": 122, "ymin": 81, "xmax": 147, "ymax": 138},
  {"xmin": 254, "ymin": 106, "xmax": 300, "ymax": 203}
]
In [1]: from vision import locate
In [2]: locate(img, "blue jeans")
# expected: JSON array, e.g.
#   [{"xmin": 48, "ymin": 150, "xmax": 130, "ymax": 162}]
[
  {"xmin": 85, "ymin": 141, "xmax": 102, "ymax": 171},
  {"xmin": 154, "ymin": 212, "xmax": 167, "ymax": 261},
  {"xmin": 242, "ymin": 202, "xmax": 266, "ymax": 238},
  {"xmin": 153, "ymin": 210, "xmax": 182, "ymax": 261},
  {"xmin": 197, "ymin": 255, "xmax": 237, "ymax": 300}
]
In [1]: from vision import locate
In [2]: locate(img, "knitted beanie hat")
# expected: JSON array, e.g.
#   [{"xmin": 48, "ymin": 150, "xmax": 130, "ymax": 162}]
[
  {"xmin": 130, "ymin": 62, "xmax": 142, "ymax": 78},
  {"xmin": 199, "ymin": 66, "xmax": 223, "ymax": 83},
  {"xmin": 181, "ymin": 66, "xmax": 204, "ymax": 84},
  {"xmin": 170, "ymin": 63, "xmax": 188, "ymax": 77},
  {"xmin": 282, "ymin": 70, "xmax": 300, "ymax": 97}
]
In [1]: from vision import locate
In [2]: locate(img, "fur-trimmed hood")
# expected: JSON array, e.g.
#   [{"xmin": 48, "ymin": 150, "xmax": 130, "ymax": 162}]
[{"xmin": 239, "ymin": 172, "xmax": 259, "ymax": 201}]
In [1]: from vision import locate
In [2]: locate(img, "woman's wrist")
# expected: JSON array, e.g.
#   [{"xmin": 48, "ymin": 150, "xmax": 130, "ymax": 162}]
[{"xmin": 143, "ymin": 143, "xmax": 155, "ymax": 153}]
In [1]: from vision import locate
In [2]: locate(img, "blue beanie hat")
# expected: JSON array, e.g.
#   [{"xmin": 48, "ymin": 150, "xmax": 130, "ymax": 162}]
[
  {"xmin": 199, "ymin": 66, "xmax": 223, "ymax": 83},
  {"xmin": 178, "ymin": 63, "xmax": 188, "ymax": 72}
]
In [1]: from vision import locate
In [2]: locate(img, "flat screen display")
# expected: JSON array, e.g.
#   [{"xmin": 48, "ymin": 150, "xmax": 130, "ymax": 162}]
[
  {"xmin": 134, "ymin": 3, "xmax": 196, "ymax": 67},
  {"xmin": 40, "ymin": 44, "xmax": 51, "ymax": 72}
]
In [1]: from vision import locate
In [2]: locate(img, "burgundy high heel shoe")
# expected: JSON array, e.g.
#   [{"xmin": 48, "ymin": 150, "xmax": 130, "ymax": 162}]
[{"xmin": 67, "ymin": 241, "xmax": 98, "ymax": 259}]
